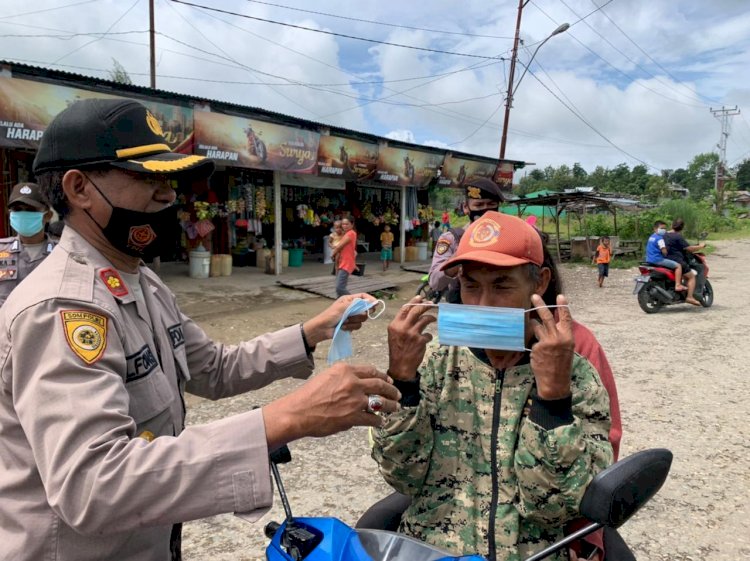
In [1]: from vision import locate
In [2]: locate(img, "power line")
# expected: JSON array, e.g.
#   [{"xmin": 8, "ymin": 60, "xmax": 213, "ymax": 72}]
[
  {"xmin": 0, "ymin": 30, "xmax": 148, "ymax": 40},
  {"xmin": 52, "ymin": 0, "xmax": 141, "ymax": 64},
  {"xmin": 242, "ymin": 0, "xmax": 514, "ymax": 39},
  {"xmin": 558, "ymin": 0, "xmax": 709, "ymax": 107},
  {"xmin": 159, "ymin": 0, "xmax": 322, "ymax": 118},
  {"xmin": 448, "ymin": 100, "xmax": 505, "ymax": 145},
  {"xmin": 588, "ymin": 0, "xmax": 720, "ymax": 105},
  {"xmin": 530, "ymin": 1, "xmax": 705, "ymax": 109},
  {"xmin": 0, "ymin": 0, "xmax": 101, "ymax": 20},
  {"xmin": 177, "ymin": 3, "xmax": 513, "ymax": 129},
  {"xmin": 169, "ymin": 0, "xmax": 505, "ymax": 60},
  {"xmin": 523, "ymin": 63, "xmax": 660, "ymax": 170}
]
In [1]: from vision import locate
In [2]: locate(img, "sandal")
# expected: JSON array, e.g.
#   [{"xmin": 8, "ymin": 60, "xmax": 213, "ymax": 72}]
[{"xmin": 675, "ymin": 285, "xmax": 687, "ymax": 291}]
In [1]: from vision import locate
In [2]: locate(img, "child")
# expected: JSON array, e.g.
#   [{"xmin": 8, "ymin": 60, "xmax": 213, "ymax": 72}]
[
  {"xmin": 329, "ymin": 219, "xmax": 342, "ymax": 275},
  {"xmin": 380, "ymin": 224, "xmax": 394, "ymax": 271},
  {"xmin": 441, "ymin": 208, "xmax": 451, "ymax": 230},
  {"xmin": 592, "ymin": 236, "xmax": 613, "ymax": 288}
]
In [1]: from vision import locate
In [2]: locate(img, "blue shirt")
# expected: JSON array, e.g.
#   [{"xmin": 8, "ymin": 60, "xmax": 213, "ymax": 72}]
[{"xmin": 645, "ymin": 233, "xmax": 665, "ymax": 263}]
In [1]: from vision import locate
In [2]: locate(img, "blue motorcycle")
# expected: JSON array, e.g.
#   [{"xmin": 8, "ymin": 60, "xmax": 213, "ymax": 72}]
[{"xmin": 264, "ymin": 446, "xmax": 672, "ymax": 561}]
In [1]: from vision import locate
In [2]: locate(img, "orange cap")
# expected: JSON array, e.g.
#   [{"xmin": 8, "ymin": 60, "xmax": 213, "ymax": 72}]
[{"xmin": 440, "ymin": 211, "xmax": 543, "ymax": 270}]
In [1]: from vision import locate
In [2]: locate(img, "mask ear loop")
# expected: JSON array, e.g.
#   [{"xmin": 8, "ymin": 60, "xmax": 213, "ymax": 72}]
[
  {"xmin": 367, "ymin": 299, "xmax": 387, "ymax": 319},
  {"xmin": 524, "ymin": 304, "xmax": 570, "ymax": 314}
]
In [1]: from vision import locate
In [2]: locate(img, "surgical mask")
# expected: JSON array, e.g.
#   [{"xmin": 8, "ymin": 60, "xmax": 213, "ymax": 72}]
[
  {"xmin": 657, "ymin": 228, "xmax": 666, "ymax": 236},
  {"xmin": 328, "ymin": 298, "xmax": 385, "ymax": 364},
  {"xmin": 10, "ymin": 211, "xmax": 45, "ymax": 237},
  {"xmin": 84, "ymin": 174, "xmax": 172, "ymax": 259},
  {"xmin": 406, "ymin": 302, "xmax": 569, "ymax": 352}
]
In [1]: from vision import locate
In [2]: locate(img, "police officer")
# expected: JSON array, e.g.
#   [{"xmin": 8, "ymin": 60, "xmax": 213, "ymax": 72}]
[
  {"xmin": 0, "ymin": 98, "xmax": 400, "ymax": 561},
  {"xmin": 428, "ymin": 177, "xmax": 505, "ymax": 300},
  {"xmin": 0, "ymin": 182, "xmax": 56, "ymax": 306}
]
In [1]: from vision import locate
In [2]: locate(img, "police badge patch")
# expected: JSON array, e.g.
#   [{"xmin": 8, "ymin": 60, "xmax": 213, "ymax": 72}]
[
  {"xmin": 436, "ymin": 240, "xmax": 451, "ymax": 255},
  {"xmin": 61, "ymin": 310, "xmax": 108, "ymax": 364}
]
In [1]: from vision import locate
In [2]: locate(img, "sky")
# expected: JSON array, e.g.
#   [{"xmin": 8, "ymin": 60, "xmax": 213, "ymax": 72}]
[{"xmin": 1, "ymin": 0, "xmax": 750, "ymax": 176}]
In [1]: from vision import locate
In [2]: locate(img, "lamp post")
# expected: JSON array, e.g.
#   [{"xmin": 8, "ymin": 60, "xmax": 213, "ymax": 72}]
[{"xmin": 498, "ymin": 3, "xmax": 569, "ymax": 160}]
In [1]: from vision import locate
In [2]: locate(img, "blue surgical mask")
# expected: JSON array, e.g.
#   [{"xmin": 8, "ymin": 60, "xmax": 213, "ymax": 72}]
[
  {"xmin": 328, "ymin": 298, "xmax": 385, "ymax": 364},
  {"xmin": 407, "ymin": 302, "xmax": 569, "ymax": 352},
  {"xmin": 657, "ymin": 228, "xmax": 666, "ymax": 236},
  {"xmin": 10, "ymin": 211, "xmax": 45, "ymax": 237}
]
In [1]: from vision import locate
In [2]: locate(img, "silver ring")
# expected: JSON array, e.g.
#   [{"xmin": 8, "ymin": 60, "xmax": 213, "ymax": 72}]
[{"xmin": 367, "ymin": 394, "xmax": 384, "ymax": 413}]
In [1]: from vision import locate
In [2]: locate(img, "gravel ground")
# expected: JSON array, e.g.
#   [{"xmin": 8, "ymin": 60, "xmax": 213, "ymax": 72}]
[{"xmin": 171, "ymin": 239, "xmax": 750, "ymax": 561}]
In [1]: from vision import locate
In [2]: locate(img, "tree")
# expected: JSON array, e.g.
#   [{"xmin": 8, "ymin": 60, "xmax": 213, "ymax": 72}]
[
  {"xmin": 684, "ymin": 152, "xmax": 719, "ymax": 201},
  {"xmin": 629, "ymin": 165, "xmax": 650, "ymax": 196},
  {"xmin": 736, "ymin": 159, "xmax": 750, "ymax": 191},
  {"xmin": 588, "ymin": 166, "xmax": 609, "ymax": 191},
  {"xmin": 644, "ymin": 175, "xmax": 670, "ymax": 203},
  {"xmin": 572, "ymin": 162, "xmax": 588, "ymax": 182},
  {"xmin": 108, "ymin": 58, "xmax": 133, "ymax": 85}
]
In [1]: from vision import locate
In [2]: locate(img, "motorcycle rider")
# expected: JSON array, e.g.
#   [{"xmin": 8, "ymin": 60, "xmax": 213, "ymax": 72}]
[
  {"xmin": 664, "ymin": 218, "xmax": 705, "ymax": 306},
  {"xmin": 645, "ymin": 220, "xmax": 692, "ymax": 296}
]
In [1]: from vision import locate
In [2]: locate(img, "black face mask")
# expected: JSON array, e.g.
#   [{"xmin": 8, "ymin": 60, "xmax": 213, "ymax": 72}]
[
  {"xmin": 84, "ymin": 175, "xmax": 171, "ymax": 259},
  {"xmin": 469, "ymin": 209, "xmax": 488, "ymax": 222}
]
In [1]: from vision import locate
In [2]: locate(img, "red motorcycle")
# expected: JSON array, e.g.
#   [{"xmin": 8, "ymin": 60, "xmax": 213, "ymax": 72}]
[{"xmin": 633, "ymin": 251, "xmax": 713, "ymax": 313}]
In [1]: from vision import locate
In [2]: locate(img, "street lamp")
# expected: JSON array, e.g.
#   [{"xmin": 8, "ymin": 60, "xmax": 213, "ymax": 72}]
[{"xmin": 498, "ymin": 16, "xmax": 570, "ymax": 160}]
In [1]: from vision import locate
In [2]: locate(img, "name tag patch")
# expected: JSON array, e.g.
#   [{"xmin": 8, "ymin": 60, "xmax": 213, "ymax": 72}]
[
  {"xmin": 126, "ymin": 344, "xmax": 159, "ymax": 382},
  {"xmin": 168, "ymin": 324, "xmax": 185, "ymax": 349}
]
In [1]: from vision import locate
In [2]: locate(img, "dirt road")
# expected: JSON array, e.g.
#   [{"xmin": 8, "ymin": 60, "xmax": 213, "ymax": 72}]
[{"xmin": 177, "ymin": 239, "xmax": 750, "ymax": 561}]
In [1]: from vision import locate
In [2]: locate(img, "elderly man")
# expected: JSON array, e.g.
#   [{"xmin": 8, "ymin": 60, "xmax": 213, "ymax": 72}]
[
  {"xmin": 374, "ymin": 211, "xmax": 613, "ymax": 561},
  {"xmin": 429, "ymin": 177, "xmax": 505, "ymax": 301},
  {"xmin": 0, "ymin": 98, "xmax": 399, "ymax": 561},
  {"xmin": 0, "ymin": 182, "xmax": 56, "ymax": 306}
]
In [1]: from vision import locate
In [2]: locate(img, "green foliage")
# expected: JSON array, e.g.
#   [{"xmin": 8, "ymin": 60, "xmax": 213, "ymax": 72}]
[
  {"xmin": 108, "ymin": 58, "xmax": 133, "ymax": 85},
  {"xmin": 736, "ymin": 159, "xmax": 750, "ymax": 191},
  {"xmin": 581, "ymin": 213, "xmax": 614, "ymax": 236}
]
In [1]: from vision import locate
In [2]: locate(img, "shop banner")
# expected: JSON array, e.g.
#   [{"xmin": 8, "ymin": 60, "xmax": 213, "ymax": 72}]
[
  {"xmin": 0, "ymin": 76, "xmax": 193, "ymax": 152},
  {"xmin": 493, "ymin": 160, "xmax": 515, "ymax": 192},
  {"xmin": 194, "ymin": 111, "xmax": 320, "ymax": 172},
  {"xmin": 317, "ymin": 135, "xmax": 378, "ymax": 180},
  {"xmin": 375, "ymin": 146, "xmax": 443, "ymax": 187},
  {"xmin": 438, "ymin": 154, "xmax": 498, "ymax": 188}
]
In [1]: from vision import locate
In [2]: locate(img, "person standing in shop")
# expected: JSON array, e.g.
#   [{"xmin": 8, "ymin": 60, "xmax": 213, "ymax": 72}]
[
  {"xmin": 0, "ymin": 182, "xmax": 56, "ymax": 306},
  {"xmin": 332, "ymin": 215, "xmax": 357, "ymax": 296}
]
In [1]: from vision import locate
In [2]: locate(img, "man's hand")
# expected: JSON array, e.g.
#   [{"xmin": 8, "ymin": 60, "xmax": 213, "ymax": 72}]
[
  {"xmin": 262, "ymin": 363, "xmax": 401, "ymax": 449},
  {"xmin": 529, "ymin": 294, "xmax": 575, "ymax": 400},
  {"xmin": 302, "ymin": 293, "xmax": 377, "ymax": 347},
  {"xmin": 387, "ymin": 295, "xmax": 437, "ymax": 380}
]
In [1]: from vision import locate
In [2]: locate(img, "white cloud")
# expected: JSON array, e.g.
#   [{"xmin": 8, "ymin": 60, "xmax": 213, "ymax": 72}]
[{"xmin": 385, "ymin": 129, "xmax": 416, "ymax": 143}]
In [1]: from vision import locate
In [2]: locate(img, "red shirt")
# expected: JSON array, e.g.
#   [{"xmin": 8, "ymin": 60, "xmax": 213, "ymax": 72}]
[{"xmin": 337, "ymin": 230, "xmax": 357, "ymax": 273}]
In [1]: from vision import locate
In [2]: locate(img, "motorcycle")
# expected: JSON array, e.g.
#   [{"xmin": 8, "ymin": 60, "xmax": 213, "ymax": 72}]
[
  {"xmin": 245, "ymin": 124, "xmax": 268, "ymax": 162},
  {"xmin": 264, "ymin": 446, "xmax": 673, "ymax": 561},
  {"xmin": 633, "ymin": 245, "xmax": 713, "ymax": 314},
  {"xmin": 415, "ymin": 273, "xmax": 443, "ymax": 303}
]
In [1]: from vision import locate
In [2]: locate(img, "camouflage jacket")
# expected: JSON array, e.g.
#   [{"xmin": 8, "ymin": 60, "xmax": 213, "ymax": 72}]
[{"xmin": 372, "ymin": 344, "xmax": 613, "ymax": 561}]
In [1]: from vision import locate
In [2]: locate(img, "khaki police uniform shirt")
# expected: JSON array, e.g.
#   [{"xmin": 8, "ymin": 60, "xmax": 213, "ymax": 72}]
[
  {"xmin": 0, "ymin": 226, "xmax": 314, "ymax": 561},
  {"xmin": 428, "ymin": 230, "xmax": 461, "ymax": 293},
  {"xmin": 0, "ymin": 234, "xmax": 56, "ymax": 307}
]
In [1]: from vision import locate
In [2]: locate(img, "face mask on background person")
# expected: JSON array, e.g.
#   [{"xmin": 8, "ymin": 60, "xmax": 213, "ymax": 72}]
[
  {"xmin": 10, "ymin": 211, "xmax": 45, "ymax": 237},
  {"xmin": 84, "ymin": 174, "xmax": 172, "ymax": 259},
  {"xmin": 657, "ymin": 228, "xmax": 667, "ymax": 235}
]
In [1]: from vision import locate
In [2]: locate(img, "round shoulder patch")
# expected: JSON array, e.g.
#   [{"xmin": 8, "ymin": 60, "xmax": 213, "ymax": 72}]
[{"xmin": 436, "ymin": 240, "xmax": 451, "ymax": 255}]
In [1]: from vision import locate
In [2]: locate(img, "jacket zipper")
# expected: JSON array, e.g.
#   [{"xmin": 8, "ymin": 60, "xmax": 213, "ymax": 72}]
[{"xmin": 487, "ymin": 369, "xmax": 504, "ymax": 561}]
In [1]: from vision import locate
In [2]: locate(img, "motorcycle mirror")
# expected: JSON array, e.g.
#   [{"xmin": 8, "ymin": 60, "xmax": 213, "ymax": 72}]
[
  {"xmin": 579, "ymin": 448, "xmax": 673, "ymax": 528},
  {"xmin": 698, "ymin": 231, "xmax": 708, "ymax": 240},
  {"xmin": 270, "ymin": 445, "xmax": 292, "ymax": 465}
]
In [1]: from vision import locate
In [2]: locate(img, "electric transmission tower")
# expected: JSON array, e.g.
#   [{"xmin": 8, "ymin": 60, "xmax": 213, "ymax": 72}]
[{"xmin": 710, "ymin": 106, "xmax": 740, "ymax": 214}]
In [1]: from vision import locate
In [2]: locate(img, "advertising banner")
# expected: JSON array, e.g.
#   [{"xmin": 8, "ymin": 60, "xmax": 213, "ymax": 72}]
[
  {"xmin": 194, "ymin": 111, "xmax": 320, "ymax": 172},
  {"xmin": 375, "ymin": 146, "xmax": 443, "ymax": 187},
  {"xmin": 438, "ymin": 154, "xmax": 498, "ymax": 188},
  {"xmin": 317, "ymin": 135, "xmax": 378, "ymax": 180},
  {"xmin": 0, "ymin": 76, "xmax": 193, "ymax": 152},
  {"xmin": 493, "ymin": 160, "xmax": 515, "ymax": 192}
]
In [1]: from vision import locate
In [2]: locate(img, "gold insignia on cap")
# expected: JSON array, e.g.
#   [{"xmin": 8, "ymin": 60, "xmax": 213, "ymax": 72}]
[
  {"xmin": 146, "ymin": 110, "xmax": 164, "ymax": 137},
  {"xmin": 61, "ymin": 310, "xmax": 107, "ymax": 365},
  {"xmin": 467, "ymin": 186, "xmax": 482, "ymax": 199},
  {"xmin": 469, "ymin": 217, "xmax": 501, "ymax": 248},
  {"xmin": 436, "ymin": 240, "xmax": 450, "ymax": 255},
  {"xmin": 138, "ymin": 155, "xmax": 207, "ymax": 172}
]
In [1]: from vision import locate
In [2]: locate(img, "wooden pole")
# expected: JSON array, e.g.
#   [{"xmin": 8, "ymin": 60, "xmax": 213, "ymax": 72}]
[
  {"xmin": 149, "ymin": 0, "xmax": 156, "ymax": 88},
  {"xmin": 555, "ymin": 201, "xmax": 561, "ymax": 263},
  {"xmin": 273, "ymin": 171, "xmax": 282, "ymax": 275}
]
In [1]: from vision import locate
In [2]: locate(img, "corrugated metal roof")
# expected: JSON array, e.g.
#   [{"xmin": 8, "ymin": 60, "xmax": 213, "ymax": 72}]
[{"xmin": 1, "ymin": 59, "xmax": 526, "ymax": 168}]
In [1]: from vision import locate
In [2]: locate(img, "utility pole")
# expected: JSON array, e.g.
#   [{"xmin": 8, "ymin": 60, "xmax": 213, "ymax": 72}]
[
  {"xmin": 149, "ymin": 0, "xmax": 156, "ymax": 88},
  {"xmin": 710, "ymin": 106, "xmax": 740, "ymax": 215},
  {"xmin": 499, "ymin": 0, "xmax": 527, "ymax": 161}
]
